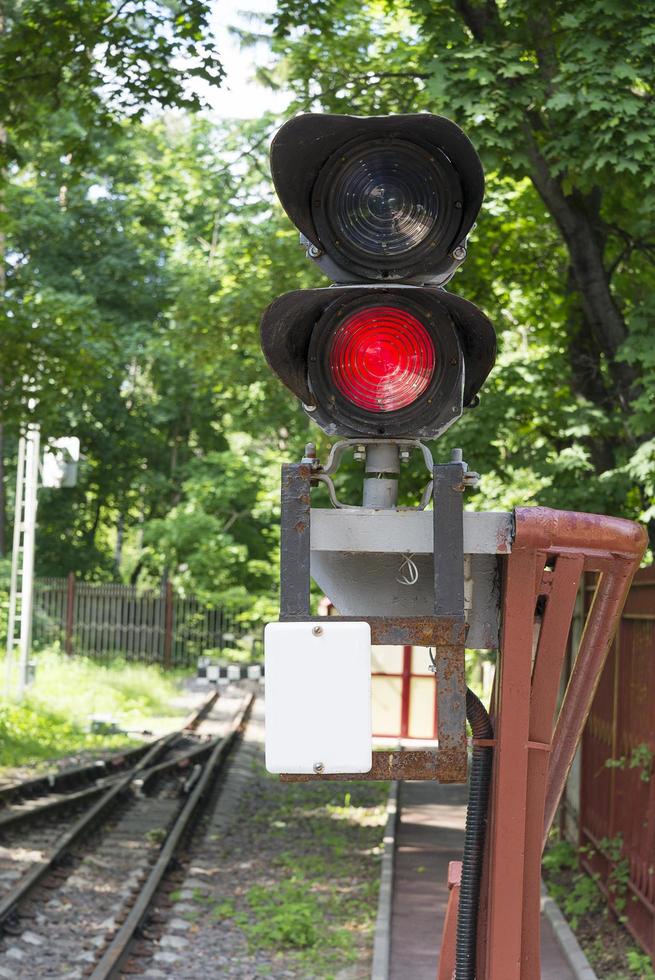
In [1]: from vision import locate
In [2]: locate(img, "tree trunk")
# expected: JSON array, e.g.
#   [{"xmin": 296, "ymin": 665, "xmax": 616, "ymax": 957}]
[
  {"xmin": 522, "ymin": 135, "xmax": 638, "ymax": 420},
  {"xmin": 114, "ymin": 512, "xmax": 124, "ymax": 576}
]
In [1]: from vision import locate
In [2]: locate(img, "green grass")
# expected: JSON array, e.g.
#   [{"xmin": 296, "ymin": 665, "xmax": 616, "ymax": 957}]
[
  {"xmin": 242, "ymin": 880, "xmax": 326, "ymax": 949},
  {"xmin": 221, "ymin": 770, "xmax": 389, "ymax": 977},
  {"xmin": 0, "ymin": 647, "xmax": 191, "ymax": 772}
]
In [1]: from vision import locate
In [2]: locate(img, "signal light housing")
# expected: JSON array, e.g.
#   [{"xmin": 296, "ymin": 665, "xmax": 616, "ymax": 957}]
[
  {"xmin": 260, "ymin": 287, "xmax": 495, "ymax": 439},
  {"xmin": 271, "ymin": 113, "xmax": 484, "ymax": 285}
]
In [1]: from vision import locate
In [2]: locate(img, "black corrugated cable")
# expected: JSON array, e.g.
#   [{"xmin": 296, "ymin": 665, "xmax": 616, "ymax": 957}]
[{"xmin": 455, "ymin": 687, "xmax": 494, "ymax": 980}]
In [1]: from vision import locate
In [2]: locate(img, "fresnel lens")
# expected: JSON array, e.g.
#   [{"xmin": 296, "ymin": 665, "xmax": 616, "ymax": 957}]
[
  {"xmin": 316, "ymin": 141, "xmax": 450, "ymax": 263},
  {"xmin": 328, "ymin": 306, "xmax": 436, "ymax": 412}
]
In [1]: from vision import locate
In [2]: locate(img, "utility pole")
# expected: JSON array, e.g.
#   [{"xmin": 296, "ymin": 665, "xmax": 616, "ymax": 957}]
[
  {"xmin": 4, "ymin": 431, "xmax": 80, "ymax": 697},
  {"xmin": 4, "ymin": 424, "xmax": 40, "ymax": 697}
]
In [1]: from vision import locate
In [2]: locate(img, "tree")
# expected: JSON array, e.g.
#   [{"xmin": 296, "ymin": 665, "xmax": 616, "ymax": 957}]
[
  {"xmin": 0, "ymin": 0, "xmax": 223, "ymax": 165},
  {"xmin": 3, "ymin": 114, "xmax": 319, "ymax": 605},
  {"xmin": 0, "ymin": 0, "xmax": 227, "ymax": 556},
  {"xmin": 259, "ymin": 0, "xmax": 655, "ymax": 536}
]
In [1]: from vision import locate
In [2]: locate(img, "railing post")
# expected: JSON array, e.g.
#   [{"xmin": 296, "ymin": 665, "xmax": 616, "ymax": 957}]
[{"xmin": 65, "ymin": 571, "xmax": 75, "ymax": 657}]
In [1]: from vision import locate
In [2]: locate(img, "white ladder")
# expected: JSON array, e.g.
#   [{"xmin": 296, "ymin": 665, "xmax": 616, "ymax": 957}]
[{"xmin": 4, "ymin": 425, "xmax": 40, "ymax": 698}]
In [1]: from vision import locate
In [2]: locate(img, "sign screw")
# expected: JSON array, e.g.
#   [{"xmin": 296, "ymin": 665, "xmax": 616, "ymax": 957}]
[
  {"xmin": 313, "ymin": 762, "xmax": 325, "ymax": 773},
  {"xmin": 312, "ymin": 625, "xmax": 323, "ymax": 637}
]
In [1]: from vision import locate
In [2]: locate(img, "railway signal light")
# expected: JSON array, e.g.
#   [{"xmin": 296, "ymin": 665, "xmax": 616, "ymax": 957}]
[
  {"xmin": 270, "ymin": 113, "xmax": 484, "ymax": 285},
  {"xmin": 261, "ymin": 285, "xmax": 495, "ymax": 439},
  {"xmin": 261, "ymin": 112, "xmax": 650, "ymax": 980},
  {"xmin": 261, "ymin": 112, "xmax": 496, "ymax": 440}
]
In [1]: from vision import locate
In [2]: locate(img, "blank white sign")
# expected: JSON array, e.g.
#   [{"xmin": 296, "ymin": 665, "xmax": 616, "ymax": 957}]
[{"xmin": 264, "ymin": 621, "xmax": 372, "ymax": 775}]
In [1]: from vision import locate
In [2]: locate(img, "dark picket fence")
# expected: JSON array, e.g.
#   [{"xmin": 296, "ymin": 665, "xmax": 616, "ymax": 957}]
[{"xmin": 32, "ymin": 575, "xmax": 262, "ymax": 668}]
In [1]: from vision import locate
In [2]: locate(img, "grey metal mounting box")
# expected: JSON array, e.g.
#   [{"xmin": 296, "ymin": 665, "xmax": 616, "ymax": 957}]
[{"xmin": 310, "ymin": 510, "xmax": 513, "ymax": 650}]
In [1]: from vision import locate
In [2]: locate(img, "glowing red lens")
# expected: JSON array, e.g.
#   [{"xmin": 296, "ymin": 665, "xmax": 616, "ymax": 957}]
[{"xmin": 329, "ymin": 306, "xmax": 435, "ymax": 412}]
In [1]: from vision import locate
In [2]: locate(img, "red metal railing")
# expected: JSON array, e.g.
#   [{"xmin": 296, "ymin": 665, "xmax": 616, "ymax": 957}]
[
  {"xmin": 435, "ymin": 508, "xmax": 646, "ymax": 979},
  {"xmin": 477, "ymin": 507, "xmax": 645, "ymax": 979}
]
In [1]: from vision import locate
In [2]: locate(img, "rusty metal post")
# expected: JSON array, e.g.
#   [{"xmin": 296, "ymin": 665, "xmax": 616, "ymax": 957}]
[
  {"xmin": 65, "ymin": 571, "xmax": 75, "ymax": 657},
  {"xmin": 272, "ymin": 469, "xmax": 646, "ymax": 979},
  {"xmin": 279, "ymin": 463, "xmax": 312, "ymax": 619},
  {"xmin": 483, "ymin": 544, "xmax": 538, "ymax": 979},
  {"xmin": 433, "ymin": 461, "xmax": 467, "ymax": 781},
  {"xmin": 400, "ymin": 645, "xmax": 412, "ymax": 739},
  {"xmin": 520, "ymin": 552, "xmax": 583, "ymax": 975},
  {"xmin": 544, "ymin": 560, "xmax": 641, "ymax": 834}
]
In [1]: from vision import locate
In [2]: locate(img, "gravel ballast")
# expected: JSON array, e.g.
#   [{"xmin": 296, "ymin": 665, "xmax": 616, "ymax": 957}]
[{"xmin": 137, "ymin": 699, "xmax": 389, "ymax": 979}]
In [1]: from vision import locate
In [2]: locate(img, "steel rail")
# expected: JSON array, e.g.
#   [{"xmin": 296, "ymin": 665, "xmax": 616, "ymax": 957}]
[
  {"xmin": 89, "ymin": 693, "xmax": 254, "ymax": 979},
  {"xmin": 0, "ymin": 734, "xmax": 219, "ymax": 832},
  {"xmin": 136, "ymin": 735, "xmax": 218, "ymax": 791},
  {"xmin": 181, "ymin": 690, "xmax": 219, "ymax": 731},
  {"xmin": 0, "ymin": 691, "xmax": 218, "ymax": 809},
  {"xmin": 0, "ymin": 691, "xmax": 220, "ymax": 927},
  {"xmin": 0, "ymin": 745, "xmax": 149, "ymax": 807},
  {"xmin": 0, "ymin": 782, "xmax": 109, "ymax": 832}
]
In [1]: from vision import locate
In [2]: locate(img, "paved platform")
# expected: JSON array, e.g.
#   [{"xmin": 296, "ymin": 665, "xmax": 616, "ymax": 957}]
[{"xmin": 389, "ymin": 781, "xmax": 577, "ymax": 979}]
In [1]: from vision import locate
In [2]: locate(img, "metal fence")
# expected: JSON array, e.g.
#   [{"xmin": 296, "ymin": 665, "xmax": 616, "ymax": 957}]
[
  {"xmin": 32, "ymin": 575, "xmax": 262, "ymax": 669},
  {"xmin": 580, "ymin": 565, "xmax": 655, "ymax": 965}
]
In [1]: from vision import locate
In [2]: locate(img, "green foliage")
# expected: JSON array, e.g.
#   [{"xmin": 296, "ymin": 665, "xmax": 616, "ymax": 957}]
[
  {"xmin": 222, "ymin": 769, "xmax": 388, "ymax": 975},
  {"xmin": 211, "ymin": 898, "xmax": 237, "ymax": 921},
  {"xmin": 243, "ymin": 880, "xmax": 322, "ymax": 949},
  {"xmin": 543, "ymin": 839, "xmax": 603, "ymax": 931},
  {"xmin": 4, "ymin": 0, "xmax": 655, "ymax": 616},
  {"xmin": 0, "ymin": 647, "xmax": 188, "ymax": 769},
  {"xmin": 0, "ymin": 698, "xmax": 130, "ymax": 770},
  {"xmin": 2, "ymin": 114, "xmax": 310, "ymax": 607},
  {"xmin": 543, "ymin": 835, "xmax": 655, "ymax": 977},
  {"xmin": 562, "ymin": 874, "xmax": 604, "ymax": 932},
  {"xmin": 595, "ymin": 835, "xmax": 631, "ymax": 912},
  {"xmin": 260, "ymin": 0, "xmax": 655, "ymax": 535},
  {"xmin": 626, "ymin": 949, "xmax": 655, "ymax": 979},
  {"xmin": 542, "ymin": 838, "xmax": 578, "ymax": 874},
  {"xmin": 25, "ymin": 647, "xmax": 189, "ymax": 722},
  {"xmin": 605, "ymin": 743, "xmax": 654, "ymax": 783},
  {"xmin": 0, "ymin": 559, "xmax": 9, "ymax": 644},
  {"xmin": 0, "ymin": 0, "xmax": 222, "ymax": 164}
]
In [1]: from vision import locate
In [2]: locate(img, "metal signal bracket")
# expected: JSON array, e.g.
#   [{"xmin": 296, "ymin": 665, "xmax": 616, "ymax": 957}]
[
  {"xmin": 303, "ymin": 438, "xmax": 478, "ymax": 511},
  {"xmin": 277, "ymin": 454, "xmax": 469, "ymax": 783},
  {"xmin": 309, "ymin": 438, "xmax": 435, "ymax": 511}
]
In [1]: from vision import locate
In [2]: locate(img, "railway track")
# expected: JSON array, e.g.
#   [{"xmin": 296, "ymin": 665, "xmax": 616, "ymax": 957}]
[
  {"xmin": 0, "ymin": 690, "xmax": 253, "ymax": 978},
  {"xmin": 0, "ymin": 690, "xmax": 219, "ymax": 828}
]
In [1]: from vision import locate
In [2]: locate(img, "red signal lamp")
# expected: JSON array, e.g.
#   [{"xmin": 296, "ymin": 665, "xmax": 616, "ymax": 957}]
[
  {"xmin": 260, "ymin": 287, "xmax": 495, "ymax": 439},
  {"xmin": 328, "ymin": 305, "xmax": 436, "ymax": 412}
]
